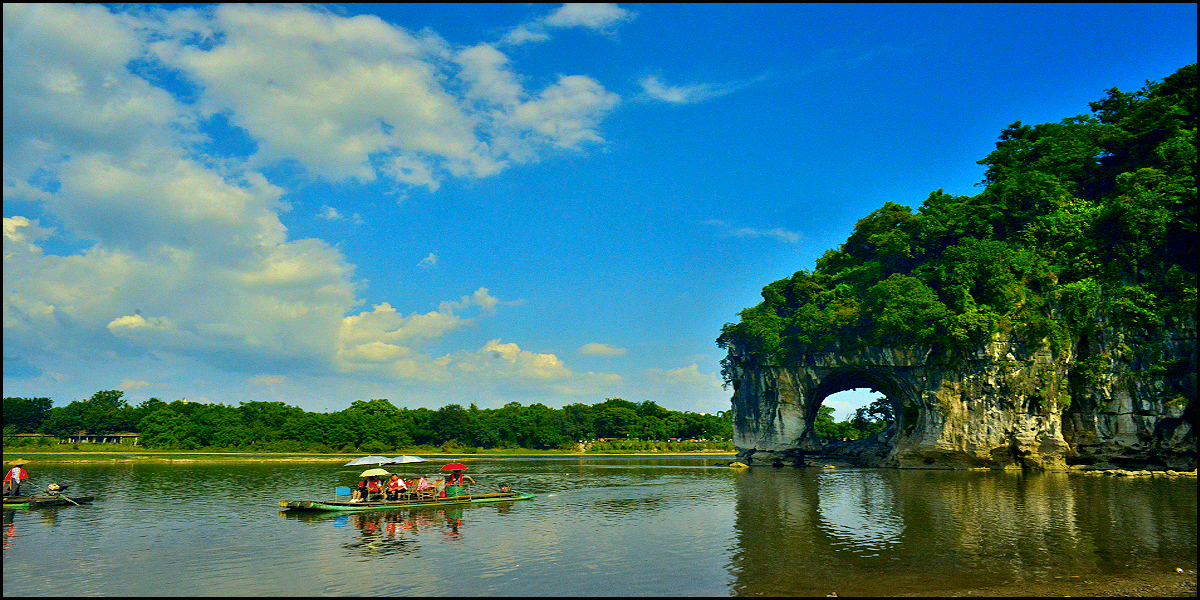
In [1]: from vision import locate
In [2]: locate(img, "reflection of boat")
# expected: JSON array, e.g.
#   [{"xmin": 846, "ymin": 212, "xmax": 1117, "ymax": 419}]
[
  {"xmin": 279, "ymin": 491, "xmax": 534, "ymax": 512},
  {"xmin": 2, "ymin": 495, "xmax": 94, "ymax": 509}
]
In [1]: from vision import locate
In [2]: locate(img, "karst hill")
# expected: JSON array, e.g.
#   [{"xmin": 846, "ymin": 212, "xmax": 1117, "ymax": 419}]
[{"xmin": 718, "ymin": 64, "xmax": 1196, "ymax": 470}]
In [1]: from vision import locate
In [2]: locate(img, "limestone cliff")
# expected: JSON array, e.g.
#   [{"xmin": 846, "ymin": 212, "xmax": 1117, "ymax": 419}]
[{"xmin": 725, "ymin": 315, "xmax": 1195, "ymax": 470}]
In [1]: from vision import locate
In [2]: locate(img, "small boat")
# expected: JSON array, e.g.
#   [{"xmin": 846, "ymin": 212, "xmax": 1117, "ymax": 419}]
[
  {"xmin": 279, "ymin": 491, "xmax": 534, "ymax": 512},
  {"xmin": 3, "ymin": 495, "xmax": 95, "ymax": 509}
]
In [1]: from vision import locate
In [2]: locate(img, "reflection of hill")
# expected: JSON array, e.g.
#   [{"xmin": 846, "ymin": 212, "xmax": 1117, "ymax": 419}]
[{"xmin": 730, "ymin": 469, "xmax": 1198, "ymax": 596}]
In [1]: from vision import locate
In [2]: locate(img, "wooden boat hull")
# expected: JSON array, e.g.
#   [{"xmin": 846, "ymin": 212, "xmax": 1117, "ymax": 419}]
[
  {"xmin": 279, "ymin": 491, "xmax": 534, "ymax": 512},
  {"xmin": 3, "ymin": 495, "xmax": 94, "ymax": 509}
]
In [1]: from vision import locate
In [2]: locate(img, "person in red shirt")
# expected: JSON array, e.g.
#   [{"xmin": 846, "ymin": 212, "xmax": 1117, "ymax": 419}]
[
  {"xmin": 385, "ymin": 474, "xmax": 407, "ymax": 500},
  {"xmin": 364, "ymin": 476, "xmax": 383, "ymax": 501},
  {"xmin": 4, "ymin": 462, "xmax": 30, "ymax": 497},
  {"xmin": 445, "ymin": 470, "xmax": 474, "ymax": 497}
]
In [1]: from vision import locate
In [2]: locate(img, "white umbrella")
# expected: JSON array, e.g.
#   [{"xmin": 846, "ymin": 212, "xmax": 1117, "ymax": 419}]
[
  {"xmin": 343, "ymin": 455, "xmax": 396, "ymax": 467},
  {"xmin": 390, "ymin": 455, "xmax": 426, "ymax": 464}
]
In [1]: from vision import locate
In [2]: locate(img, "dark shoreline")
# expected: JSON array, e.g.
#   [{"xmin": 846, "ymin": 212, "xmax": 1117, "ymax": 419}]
[{"xmin": 900, "ymin": 569, "xmax": 1196, "ymax": 597}]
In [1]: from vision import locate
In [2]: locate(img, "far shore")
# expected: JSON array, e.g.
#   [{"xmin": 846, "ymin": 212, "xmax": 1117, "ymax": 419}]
[{"xmin": 2, "ymin": 450, "xmax": 737, "ymax": 464}]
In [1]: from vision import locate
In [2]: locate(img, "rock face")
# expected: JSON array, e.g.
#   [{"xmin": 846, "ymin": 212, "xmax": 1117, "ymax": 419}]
[{"xmin": 725, "ymin": 316, "xmax": 1195, "ymax": 470}]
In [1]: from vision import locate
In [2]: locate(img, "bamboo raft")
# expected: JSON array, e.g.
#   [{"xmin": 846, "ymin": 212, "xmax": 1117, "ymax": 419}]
[
  {"xmin": 279, "ymin": 491, "xmax": 534, "ymax": 512},
  {"xmin": 3, "ymin": 495, "xmax": 95, "ymax": 509}
]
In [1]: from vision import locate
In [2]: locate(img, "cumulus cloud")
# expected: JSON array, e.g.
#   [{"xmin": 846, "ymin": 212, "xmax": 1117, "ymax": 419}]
[
  {"xmin": 0, "ymin": 3, "xmax": 642, "ymax": 414},
  {"xmin": 645, "ymin": 363, "xmax": 728, "ymax": 413},
  {"xmin": 140, "ymin": 4, "xmax": 619, "ymax": 190},
  {"xmin": 501, "ymin": 3, "xmax": 636, "ymax": 46},
  {"xmin": 579, "ymin": 342, "xmax": 626, "ymax": 357},
  {"xmin": 3, "ymin": 216, "xmax": 54, "ymax": 253},
  {"xmin": 646, "ymin": 363, "xmax": 722, "ymax": 388},
  {"xmin": 446, "ymin": 339, "xmax": 621, "ymax": 396},
  {"xmin": 439, "ymin": 287, "xmax": 507, "ymax": 315},
  {"xmin": 2, "ymin": 3, "xmax": 618, "ymax": 393},
  {"xmin": 333, "ymin": 288, "xmax": 535, "ymax": 384},
  {"xmin": 543, "ymin": 3, "xmax": 637, "ymax": 31}
]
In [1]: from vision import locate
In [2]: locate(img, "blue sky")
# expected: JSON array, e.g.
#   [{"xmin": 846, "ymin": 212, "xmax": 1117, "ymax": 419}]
[{"xmin": 4, "ymin": 4, "xmax": 1196, "ymax": 420}]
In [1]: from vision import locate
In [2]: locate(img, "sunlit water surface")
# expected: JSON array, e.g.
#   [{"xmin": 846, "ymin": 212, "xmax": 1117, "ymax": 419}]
[{"xmin": 2, "ymin": 458, "xmax": 1195, "ymax": 596}]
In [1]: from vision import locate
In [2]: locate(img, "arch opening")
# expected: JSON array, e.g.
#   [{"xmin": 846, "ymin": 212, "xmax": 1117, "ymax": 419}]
[{"xmin": 807, "ymin": 368, "xmax": 909, "ymax": 466}]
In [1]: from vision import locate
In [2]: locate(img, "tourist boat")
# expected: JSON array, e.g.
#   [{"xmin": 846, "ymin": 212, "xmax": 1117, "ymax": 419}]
[
  {"xmin": 279, "ymin": 491, "xmax": 534, "ymax": 512},
  {"xmin": 3, "ymin": 495, "xmax": 95, "ymax": 509}
]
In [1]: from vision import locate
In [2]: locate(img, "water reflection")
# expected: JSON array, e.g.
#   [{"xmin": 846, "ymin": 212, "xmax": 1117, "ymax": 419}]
[
  {"xmin": 817, "ymin": 470, "xmax": 904, "ymax": 557},
  {"xmin": 281, "ymin": 506, "xmax": 474, "ymax": 557},
  {"xmin": 3, "ymin": 510, "xmax": 16, "ymax": 555},
  {"xmin": 730, "ymin": 468, "xmax": 1198, "ymax": 596},
  {"xmin": 2, "ymin": 459, "xmax": 1192, "ymax": 596}
]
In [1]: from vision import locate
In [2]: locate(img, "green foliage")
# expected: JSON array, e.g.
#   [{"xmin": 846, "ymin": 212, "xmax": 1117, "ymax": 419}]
[
  {"xmin": 5, "ymin": 393, "xmax": 733, "ymax": 453},
  {"xmin": 812, "ymin": 400, "xmax": 893, "ymax": 444},
  {"xmin": 2, "ymin": 397, "xmax": 52, "ymax": 433},
  {"xmin": 719, "ymin": 65, "xmax": 1196, "ymax": 376}
]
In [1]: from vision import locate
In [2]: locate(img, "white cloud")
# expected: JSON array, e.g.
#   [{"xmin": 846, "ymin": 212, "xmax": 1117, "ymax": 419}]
[
  {"xmin": 418, "ymin": 253, "xmax": 438, "ymax": 269},
  {"xmin": 334, "ymin": 289, "xmax": 522, "ymax": 382},
  {"xmin": 579, "ymin": 343, "xmax": 626, "ymax": 357},
  {"xmin": 500, "ymin": 25, "xmax": 551, "ymax": 46},
  {"xmin": 438, "ymin": 287, "xmax": 506, "ymax": 315},
  {"xmin": 705, "ymin": 220, "xmax": 800, "ymax": 244},
  {"xmin": 2, "ymin": 4, "xmax": 187, "ymax": 183},
  {"xmin": 647, "ymin": 363, "xmax": 722, "ymax": 389},
  {"xmin": 480, "ymin": 339, "xmax": 570, "ymax": 380},
  {"xmin": 319, "ymin": 205, "xmax": 363, "ymax": 224},
  {"xmin": 120, "ymin": 378, "xmax": 149, "ymax": 391},
  {"xmin": 645, "ymin": 363, "xmax": 729, "ymax": 414},
  {"xmin": 639, "ymin": 73, "xmax": 766, "ymax": 105},
  {"xmin": 543, "ymin": 3, "xmax": 637, "ymax": 31},
  {"xmin": 3, "ymin": 216, "xmax": 54, "ymax": 253},
  {"xmin": 2, "ymin": 3, "xmax": 633, "ymax": 407},
  {"xmin": 501, "ymin": 3, "xmax": 636, "ymax": 46},
  {"xmin": 639, "ymin": 76, "xmax": 732, "ymax": 105},
  {"xmin": 136, "ymin": 4, "xmax": 618, "ymax": 190}
]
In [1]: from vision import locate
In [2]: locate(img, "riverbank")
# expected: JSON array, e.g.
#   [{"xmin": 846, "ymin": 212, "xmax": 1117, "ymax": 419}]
[
  {"xmin": 1, "ymin": 450, "xmax": 736, "ymax": 464},
  {"xmin": 903, "ymin": 568, "xmax": 1196, "ymax": 597}
]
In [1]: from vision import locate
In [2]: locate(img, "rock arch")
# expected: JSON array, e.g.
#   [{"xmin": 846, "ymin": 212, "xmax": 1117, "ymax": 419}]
[
  {"xmin": 727, "ymin": 345, "xmax": 957, "ymax": 468},
  {"xmin": 723, "ymin": 322, "xmax": 1196, "ymax": 471}
]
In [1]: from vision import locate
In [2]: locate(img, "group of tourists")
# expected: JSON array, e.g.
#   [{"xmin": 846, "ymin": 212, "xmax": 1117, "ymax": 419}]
[
  {"xmin": 348, "ymin": 469, "xmax": 476, "ymax": 503},
  {"xmin": 350, "ymin": 474, "xmax": 415, "ymax": 502}
]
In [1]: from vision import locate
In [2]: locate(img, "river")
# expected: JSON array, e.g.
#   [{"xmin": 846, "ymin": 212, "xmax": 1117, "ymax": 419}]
[{"xmin": 2, "ymin": 457, "xmax": 1195, "ymax": 596}]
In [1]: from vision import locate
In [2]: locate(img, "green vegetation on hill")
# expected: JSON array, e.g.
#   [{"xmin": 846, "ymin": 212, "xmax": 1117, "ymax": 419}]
[
  {"xmin": 3, "ymin": 392, "xmax": 732, "ymax": 453},
  {"xmin": 718, "ymin": 65, "xmax": 1196, "ymax": 375}
]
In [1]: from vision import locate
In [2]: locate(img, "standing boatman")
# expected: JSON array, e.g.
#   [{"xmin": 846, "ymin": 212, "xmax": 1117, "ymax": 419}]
[
  {"xmin": 3, "ymin": 459, "xmax": 31, "ymax": 497},
  {"xmin": 446, "ymin": 469, "xmax": 474, "ymax": 497}
]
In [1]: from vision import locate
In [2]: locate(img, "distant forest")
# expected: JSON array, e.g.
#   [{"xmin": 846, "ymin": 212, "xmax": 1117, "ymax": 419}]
[{"xmin": 2, "ymin": 391, "xmax": 735, "ymax": 452}]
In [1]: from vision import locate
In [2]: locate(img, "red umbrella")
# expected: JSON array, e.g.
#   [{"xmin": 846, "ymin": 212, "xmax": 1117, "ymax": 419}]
[{"xmin": 439, "ymin": 462, "xmax": 468, "ymax": 471}]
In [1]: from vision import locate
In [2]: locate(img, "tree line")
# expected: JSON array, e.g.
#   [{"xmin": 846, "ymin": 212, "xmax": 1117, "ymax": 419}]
[{"xmin": 2, "ymin": 391, "xmax": 734, "ymax": 453}]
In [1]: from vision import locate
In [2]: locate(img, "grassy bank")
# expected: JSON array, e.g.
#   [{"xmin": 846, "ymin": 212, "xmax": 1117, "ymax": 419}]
[{"xmin": 2, "ymin": 448, "xmax": 736, "ymax": 464}]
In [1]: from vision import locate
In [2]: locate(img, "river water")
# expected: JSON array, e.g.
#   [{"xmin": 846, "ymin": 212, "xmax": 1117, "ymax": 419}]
[{"xmin": 2, "ymin": 457, "xmax": 1195, "ymax": 596}]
